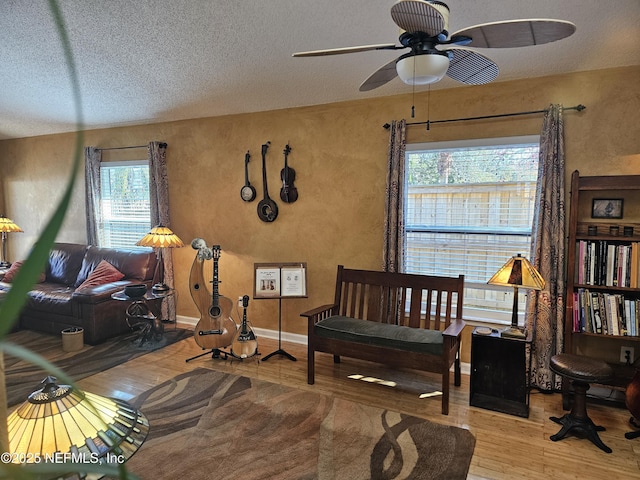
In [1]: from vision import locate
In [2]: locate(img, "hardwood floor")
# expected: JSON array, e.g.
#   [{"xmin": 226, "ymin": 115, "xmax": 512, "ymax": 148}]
[{"xmin": 76, "ymin": 328, "xmax": 640, "ymax": 480}]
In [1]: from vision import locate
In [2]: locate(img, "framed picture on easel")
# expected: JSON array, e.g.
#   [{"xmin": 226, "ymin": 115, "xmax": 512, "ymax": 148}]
[
  {"xmin": 254, "ymin": 262, "xmax": 307, "ymax": 299},
  {"xmin": 253, "ymin": 262, "xmax": 308, "ymax": 362},
  {"xmin": 254, "ymin": 266, "xmax": 281, "ymax": 297}
]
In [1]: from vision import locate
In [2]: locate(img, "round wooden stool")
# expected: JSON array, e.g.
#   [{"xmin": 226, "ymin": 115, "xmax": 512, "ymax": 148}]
[{"xmin": 549, "ymin": 353, "xmax": 614, "ymax": 453}]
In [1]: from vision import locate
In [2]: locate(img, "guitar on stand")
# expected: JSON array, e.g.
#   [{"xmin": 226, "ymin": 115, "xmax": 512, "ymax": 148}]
[
  {"xmin": 187, "ymin": 243, "xmax": 237, "ymax": 362},
  {"xmin": 231, "ymin": 295, "xmax": 259, "ymax": 359}
]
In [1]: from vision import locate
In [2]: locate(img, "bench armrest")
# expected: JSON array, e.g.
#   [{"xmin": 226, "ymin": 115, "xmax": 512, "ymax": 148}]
[
  {"xmin": 442, "ymin": 319, "xmax": 465, "ymax": 338},
  {"xmin": 300, "ymin": 304, "xmax": 338, "ymax": 322}
]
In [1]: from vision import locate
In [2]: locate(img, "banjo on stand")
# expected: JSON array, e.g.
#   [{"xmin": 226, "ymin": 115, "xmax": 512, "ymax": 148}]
[{"xmin": 231, "ymin": 295, "xmax": 259, "ymax": 359}]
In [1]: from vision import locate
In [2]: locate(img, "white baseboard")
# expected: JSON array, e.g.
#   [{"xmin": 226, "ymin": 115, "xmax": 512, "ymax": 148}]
[
  {"xmin": 177, "ymin": 314, "xmax": 471, "ymax": 375},
  {"xmin": 176, "ymin": 315, "xmax": 308, "ymax": 345}
]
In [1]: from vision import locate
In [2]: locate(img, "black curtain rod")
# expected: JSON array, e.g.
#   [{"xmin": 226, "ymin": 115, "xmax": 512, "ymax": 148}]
[
  {"xmin": 96, "ymin": 142, "xmax": 167, "ymax": 151},
  {"xmin": 382, "ymin": 104, "xmax": 586, "ymax": 130}
]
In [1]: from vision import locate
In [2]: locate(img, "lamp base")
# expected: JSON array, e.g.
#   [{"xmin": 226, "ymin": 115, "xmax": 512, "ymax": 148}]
[
  {"xmin": 151, "ymin": 283, "xmax": 170, "ymax": 293},
  {"xmin": 500, "ymin": 326, "xmax": 526, "ymax": 339}
]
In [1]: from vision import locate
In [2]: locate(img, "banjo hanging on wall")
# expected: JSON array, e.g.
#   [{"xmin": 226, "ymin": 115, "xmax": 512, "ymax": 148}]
[
  {"xmin": 240, "ymin": 150, "xmax": 256, "ymax": 202},
  {"xmin": 257, "ymin": 141, "xmax": 279, "ymax": 222}
]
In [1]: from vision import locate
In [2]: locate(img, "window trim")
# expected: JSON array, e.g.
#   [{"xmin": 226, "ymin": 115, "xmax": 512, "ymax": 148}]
[
  {"xmin": 101, "ymin": 159, "xmax": 149, "ymax": 168},
  {"xmin": 406, "ymin": 135, "xmax": 540, "ymax": 153}
]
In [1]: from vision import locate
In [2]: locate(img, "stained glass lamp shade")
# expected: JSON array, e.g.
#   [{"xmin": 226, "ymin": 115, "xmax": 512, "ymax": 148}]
[
  {"xmin": 136, "ymin": 225, "xmax": 184, "ymax": 292},
  {"xmin": 0, "ymin": 215, "xmax": 23, "ymax": 268},
  {"xmin": 487, "ymin": 254, "xmax": 545, "ymax": 338},
  {"xmin": 7, "ymin": 376, "xmax": 148, "ymax": 469}
]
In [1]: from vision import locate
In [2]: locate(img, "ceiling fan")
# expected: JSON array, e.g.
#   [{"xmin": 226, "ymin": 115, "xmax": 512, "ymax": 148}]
[{"xmin": 293, "ymin": 0, "xmax": 576, "ymax": 91}]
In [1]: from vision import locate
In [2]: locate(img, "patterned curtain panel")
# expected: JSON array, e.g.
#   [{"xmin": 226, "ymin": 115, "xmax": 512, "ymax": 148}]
[
  {"xmin": 383, "ymin": 119, "xmax": 407, "ymax": 273},
  {"xmin": 148, "ymin": 142, "xmax": 177, "ymax": 321},
  {"xmin": 526, "ymin": 105, "xmax": 566, "ymax": 391},
  {"xmin": 84, "ymin": 147, "xmax": 102, "ymax": 245}
]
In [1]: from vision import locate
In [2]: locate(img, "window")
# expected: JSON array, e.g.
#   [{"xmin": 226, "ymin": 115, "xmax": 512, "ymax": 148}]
[
  {"xmin": 404, "ymin": 136, "xmax": 539, "ymax": 323},
  {"xmin": 98, "ymin": 160, "xmax": 151, "ymax": 248}
]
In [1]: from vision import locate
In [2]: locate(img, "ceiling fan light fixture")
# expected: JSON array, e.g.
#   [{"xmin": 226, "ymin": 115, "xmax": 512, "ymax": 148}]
[{"xmin": 396, "ymin": 53, "xmax": 450, "ymax": 85}]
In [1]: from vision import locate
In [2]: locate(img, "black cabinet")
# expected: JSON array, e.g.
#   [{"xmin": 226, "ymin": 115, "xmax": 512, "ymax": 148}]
[{"xmin": 470, "ymin": 328, "xmax": 531, "ymax": 417}]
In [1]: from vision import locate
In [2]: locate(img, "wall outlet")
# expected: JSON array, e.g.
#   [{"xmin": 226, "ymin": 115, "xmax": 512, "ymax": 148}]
[
  {"xmin": 238, "ymin": 296, "xmax": 243, "ymax": 307},
  {"xmin": 620, "ymin": 346, "xmax": 635, "ymax": 364}
]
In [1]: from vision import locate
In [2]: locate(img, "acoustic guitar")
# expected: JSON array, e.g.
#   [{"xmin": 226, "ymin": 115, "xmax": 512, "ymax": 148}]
[
  {"xmin": 191, "ymin": 245, "xmax": 236, "ymax": 350},
  {"xmin": 231, "ymin": 295, "xmax": 258, "ymax": 359},
  {"xmin": 257, "ymin": 141, "xmax": 278, "ymax": 222}
]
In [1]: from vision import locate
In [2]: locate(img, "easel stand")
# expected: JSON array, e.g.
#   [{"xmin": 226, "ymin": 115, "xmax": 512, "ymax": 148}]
[
  {"xmin": 185, "ymin": 348, "xmax": 231, "ymax": 363},
  {"xmin": 254, "ymin": 262, "xmax": 307, "ymax": 363},
  {"xmin": 262, "ymin": 298, "xmax": 296, "ymax": 362}
]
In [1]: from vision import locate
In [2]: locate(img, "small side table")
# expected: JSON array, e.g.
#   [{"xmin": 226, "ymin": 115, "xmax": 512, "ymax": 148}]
[
  {"xmin": 112, "ymin": 289, "xmax": 174, "ymax": 345},
  {"xmin": 470, "ymin": 326, "xmax": 532, "ymax": 418},
  {"xmin": 0, "ymin": 267, "xmax": 10, "ymax": 281}
]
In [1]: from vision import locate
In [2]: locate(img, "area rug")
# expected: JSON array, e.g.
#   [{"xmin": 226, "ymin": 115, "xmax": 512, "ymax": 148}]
[
  {"xmin": 3, "ymin": 328, "xmax": 191, "ymax": 407},
  {"xmin": 125, "ymin": 368, "xmax": 475, "ymax": 480}
]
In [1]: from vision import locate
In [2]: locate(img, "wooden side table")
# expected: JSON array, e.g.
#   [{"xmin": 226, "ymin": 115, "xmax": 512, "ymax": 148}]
[
  {"xmin": 469, "ymin": 326, "xmax": 532, "ymax": 417},
  {"xmin": 0, "ymin": 267, "xmax": 10, "ymax": 281},
  {"xmin": 111, "ymin": 290, "xmax": 174, "ymax": 345}
]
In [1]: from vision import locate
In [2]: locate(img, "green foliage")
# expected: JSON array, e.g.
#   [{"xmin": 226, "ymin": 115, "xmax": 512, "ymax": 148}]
[
  {"xmin": 102, "ymin": 165, "xmax": 150, "ymax": 205},
  {"xmin": 407, "ymin": 145, "xmax": 539, "ymax": 186},
  {"xmin": 0, "ymin": 2, "xmax": 138, "ymax": 479}
]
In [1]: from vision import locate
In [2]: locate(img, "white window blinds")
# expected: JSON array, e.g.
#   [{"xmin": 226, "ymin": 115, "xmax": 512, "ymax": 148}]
[
  {"xmin": 99, "ymin": 161, "xmax": 151, "ymax": 248},
  {"xmin": 405, "ymin": 136, "xmax": 540, "ymax": 322}
]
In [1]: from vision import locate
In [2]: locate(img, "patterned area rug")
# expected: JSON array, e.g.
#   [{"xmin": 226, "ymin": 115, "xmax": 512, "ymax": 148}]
[
  {"xmin": 126, "ymin": 368, "xmax": 475, "ymax": 480},
  {"xmin": 3, "ymin": 328, "xmax": 191, "ymax": 407}
]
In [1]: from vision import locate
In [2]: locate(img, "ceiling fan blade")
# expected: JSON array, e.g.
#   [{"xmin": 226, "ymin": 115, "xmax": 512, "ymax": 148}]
[
  {"xmin": 359, "ymin": 59, "xmax": 399, "ymax": 92},
  {"xmin": 390, "ymin": 0, "xmax": 449, "ymax": 36},
  {"xmin": 293, "ymin": 44, "xmax": 398, "ymax": 57},
  {"xmin": 451, "ymin": 19, "xmax": 576, "ymax": 49},
  {"xmin": 445, "ymin": 47, "xmax": 499, "ymax": 85}
]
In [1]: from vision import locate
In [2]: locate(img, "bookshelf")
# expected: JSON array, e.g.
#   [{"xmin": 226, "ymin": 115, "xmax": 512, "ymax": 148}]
[{"xmin": 565, "ymin": 170, "xmax": 640, "ymax": 403}]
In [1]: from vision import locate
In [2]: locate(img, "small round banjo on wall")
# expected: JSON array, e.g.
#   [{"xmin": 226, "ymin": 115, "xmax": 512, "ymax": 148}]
[{"xmin": 240, "ymin": 151, "xmax": 256, "ymax": 202}]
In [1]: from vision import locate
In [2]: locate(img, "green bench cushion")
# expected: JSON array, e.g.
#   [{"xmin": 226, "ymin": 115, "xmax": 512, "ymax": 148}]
[{"xmin": 314, "ymin": 315, "xmax": 443, "ymax": 355}]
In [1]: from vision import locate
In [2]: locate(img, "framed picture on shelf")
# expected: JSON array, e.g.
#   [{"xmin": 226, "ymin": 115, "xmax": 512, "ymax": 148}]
[{"xmin": 591, "ymin": 198, "xmax": 623, "ymax": 219}]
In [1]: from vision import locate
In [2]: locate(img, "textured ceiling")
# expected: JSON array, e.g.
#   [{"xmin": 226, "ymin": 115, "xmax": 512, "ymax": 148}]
[{"xmin": 1, "ymin": 0, "xmax": 639, "ymax": 140}]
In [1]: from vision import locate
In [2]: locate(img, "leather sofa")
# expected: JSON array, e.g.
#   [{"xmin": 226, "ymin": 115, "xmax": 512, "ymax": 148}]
[{"xmin": 0, "ymin": 243, "xmax": 157, "ymax": 344}]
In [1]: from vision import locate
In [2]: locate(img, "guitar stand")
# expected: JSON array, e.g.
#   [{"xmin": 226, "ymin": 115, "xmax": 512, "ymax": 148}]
[
  {"xmin": 625, "ymin": 417, "xmax": 640, "ymax": 440},
  {"xmin": 185, "ymin": 348, "xmax": 231, "ymax": 363},
  {"xmin": 262, "ymin": 348, "xmax": 295, "ymax": 362},
  {"xmin": 230, "ymin": 351, "xmax": 262, "ymax": 362},
  {"xmin": 262, "ymin": 298, "xmax": 296, "ymax": 362}
]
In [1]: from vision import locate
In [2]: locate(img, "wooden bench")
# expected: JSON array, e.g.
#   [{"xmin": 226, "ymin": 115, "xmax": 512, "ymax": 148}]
[{"xmin": 301, "ymin": 265, "xmax": 465, "ymax": 415}]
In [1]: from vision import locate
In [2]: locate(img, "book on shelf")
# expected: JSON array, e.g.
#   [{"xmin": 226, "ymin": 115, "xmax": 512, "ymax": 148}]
[
  {"xmin": 573, "ymin": 289, "xmax": 640, "ymax": 336},
  {"xmin": 576, "ymin": 240, "xmax": 640, "ymax": 288}
]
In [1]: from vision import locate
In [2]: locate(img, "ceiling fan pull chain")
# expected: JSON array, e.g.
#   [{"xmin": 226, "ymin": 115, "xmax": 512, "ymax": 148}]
[
  {"xmin": 426, "ymin": 84, "xmax": 431, "ymax": 130},
  {"xmin": 411, "ymin": 57, "xmax": 417, "ymax": 118}
]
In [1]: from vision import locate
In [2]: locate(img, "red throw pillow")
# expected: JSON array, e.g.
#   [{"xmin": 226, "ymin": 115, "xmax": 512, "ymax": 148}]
[
  {"xmin": 2, "ymin": 261, "xmax": 46, "ymax": 283},
  {"xmin": 76, "ymin": 260, "xmax": 124, "ymax": 290}
]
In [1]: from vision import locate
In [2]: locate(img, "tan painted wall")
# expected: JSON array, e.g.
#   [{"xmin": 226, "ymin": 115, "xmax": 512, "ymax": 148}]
[{"xmin": 1, "ymin": 66, "xmax": 639, "ymax": 363}]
